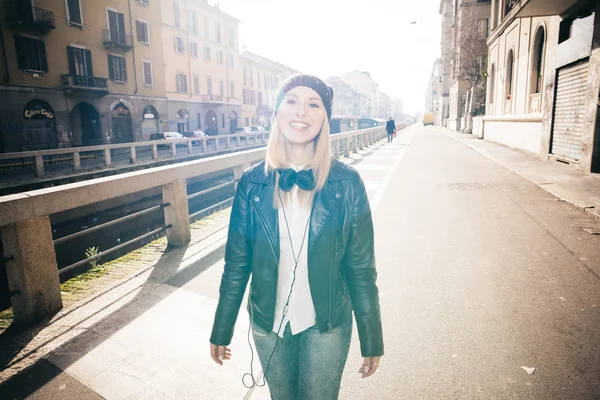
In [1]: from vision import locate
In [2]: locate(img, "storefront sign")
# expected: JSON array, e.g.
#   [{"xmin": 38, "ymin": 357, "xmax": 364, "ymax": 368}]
[{"xmin": 23, "ymin": 100, "xmax": 55, "ymax": 120}]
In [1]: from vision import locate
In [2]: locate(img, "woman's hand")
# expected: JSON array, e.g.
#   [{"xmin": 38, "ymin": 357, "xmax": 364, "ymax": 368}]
[
  {"xmin": 358, "ymin": 356, "xmax": 381, "ymax": 378},
  {"xmin": 210, "ymin": 343, "xmax": 232, "ymax": 366}
]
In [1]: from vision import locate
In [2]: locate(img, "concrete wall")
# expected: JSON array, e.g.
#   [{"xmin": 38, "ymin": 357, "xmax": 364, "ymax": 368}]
[{"xmin": 484, "ymin": 118, "xmax": 542, "ymax": 154}]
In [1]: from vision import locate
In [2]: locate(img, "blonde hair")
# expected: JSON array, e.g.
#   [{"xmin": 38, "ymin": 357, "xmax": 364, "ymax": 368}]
[{"xmin": 265, "ymin": 119, "xmax": 332, "ymax": 207}]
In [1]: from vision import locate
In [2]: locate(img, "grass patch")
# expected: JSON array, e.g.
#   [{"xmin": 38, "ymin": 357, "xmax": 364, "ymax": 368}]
[{"xmin": 0, "ymin": 308, "xmax": 13, "ymax": 331}]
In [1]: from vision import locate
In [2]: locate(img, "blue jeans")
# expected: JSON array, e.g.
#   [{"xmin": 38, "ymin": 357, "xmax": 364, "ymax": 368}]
[{"xmin": 252, "ymin": 320, "xmax": 352, "ymax": 400}]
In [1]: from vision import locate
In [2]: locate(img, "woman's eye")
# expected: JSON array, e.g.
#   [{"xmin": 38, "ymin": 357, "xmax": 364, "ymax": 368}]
[
  {"xmin": 286, "ymin": 99, "xmax": 296, "ymax": 104},
  {"xmin": 309, "ymin": 103, "xmax": 320, "ymax": 108}
]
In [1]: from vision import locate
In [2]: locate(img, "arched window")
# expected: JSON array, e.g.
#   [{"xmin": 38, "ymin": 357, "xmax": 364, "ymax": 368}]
[
  {"xmin": 505, "ymin": 50, "xmax": 514, "ymax": 101},
  {"xmin": 489, "ymin": 64, "xmax": 496, "ymax": 104},
  {"xmin": 530, "ymin": 26, "xmax": 546, "ymax": 95}
]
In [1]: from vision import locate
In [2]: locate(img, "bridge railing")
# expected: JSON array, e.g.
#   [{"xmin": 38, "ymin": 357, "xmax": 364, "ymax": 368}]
[
  {"xmin": 0, "ymin": 133, "xmax": 270, "ymax": 178},
  {"xmin": 0, "ymin": 127, "xmax": 386, "ymax": 328}
]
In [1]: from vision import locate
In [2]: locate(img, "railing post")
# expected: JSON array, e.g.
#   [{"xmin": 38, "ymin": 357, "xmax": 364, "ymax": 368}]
[
  {"xmin": 333, "ymin": 139, "xmax": 340, "ymax": 159},
  {"xmin": 359, "ymin": 134, "xmax": 364, "ymax": 150},
  {"xmin": 162, "ymin": 179, "xmax": 191, "ymax": 247},
  {"xmin": 1, "ymin": 216, "xmax": 62, "ymax": 327},
  {"xmin": 227, "ymin": 136, "xmax": 231, "ymax": 149},
  {"xmin": 73, "ymin": 151, "xmax": 81, "ymax": 171},
  {"xmin": 130, "ymin": 146, "xmax": 137, "ymax": 163},
  {"xmin": 187, "ymin": 140, "xmax": 193, "ymax": 154},
  {"xmin": 152, "ymin": 144, "xmax": 158, "ymax": 160},
  {"xmin": 170, "ymin": 142, "xmax": 176, "ymax": 156},
  {"xmin": 216, "ymin": 137, "xmax": 220, "ymax": 152},
  {"xmin": 353, "ymin": 136, "xmax": 358, "ymax": 153},
  {"xmin": 344, "ymin": 138, "xmax": 350, "ymax": 157},
  {"xmin": 104, "ymin": 148, "xmax": 112, "ymax": 166},
  {"xmin": 202, "ymin": 138, "xmax": 207, "ymax": 153},
  {"xmin": 34, "ymin": 155, "xmax": 44, "ymax": 177}
]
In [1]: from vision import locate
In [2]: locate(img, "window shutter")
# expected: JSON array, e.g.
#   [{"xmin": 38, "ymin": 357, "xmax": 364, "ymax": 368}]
[
  {"xmin": 136, "ymin": 21, "xmax": 143, "ymax": 41},
  {"xmin": 14, "ymin": 36, "xmax": 27, "ymax": 70},
  {"xmin": 117, "ymin": 13, "xmax": 126, "ymax": 43},
  {"xmin": 66, "ymin": 46, "xmax": 77, "ymax": 75},
  {"xmin": 121, "ymin": 58, "xmax": 127, "ymax": 81},
  {"xmin": 38, "ymin": 40, "xmax": 48, "ymax": 72},
  {"xmin": 108, "ymin": 55, "xmax": 115, "ymax": 80},
  {"xmin": 183, "ymin": 75, "xmax": 187, "ymax": 92},
  {"xmin": 84, "ymin": 49, "xmax": 93, "ymax": 77}
]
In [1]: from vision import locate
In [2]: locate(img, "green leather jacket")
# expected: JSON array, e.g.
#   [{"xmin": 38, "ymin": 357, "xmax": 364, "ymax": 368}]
[{"xmin": 210, "ymin": 159, "xmax": 384, "ymax": 357}]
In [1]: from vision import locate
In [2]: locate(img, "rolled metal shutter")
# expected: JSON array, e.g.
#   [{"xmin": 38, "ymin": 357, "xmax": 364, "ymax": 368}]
[{"xmin": 551, "ymin": 60, "xmax": 589, "ymax": 161}]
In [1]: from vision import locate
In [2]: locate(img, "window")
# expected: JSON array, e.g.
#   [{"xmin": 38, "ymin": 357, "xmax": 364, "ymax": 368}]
[
  {"xmin": 257, "ymin": 73, "xmax": 260, "ymax": 88},
  {"xmin": 67, "ymin": 46, "xmax": 92, "ymax": 76},
  {"xmin": 243, "ymin": 68, "xmax": 247, "ymax": 85},
  {"xmin": 489, "ymin": 64, "xmax": 495, "ymax": 104},
  {"xmin": 176, "ymin": 72, "xmax": 188, "ymax": 93},
  {"xmin": 174, "ymin": 1, "xmax": 180, "ymax": 27},
  {"xmin": 136, "ymin": 20, "xmax": 150, "ymax": 44},
  {"xmin": 531, "ymin": 27, "xmax": 546, "ymax": 95},
  {"xmin": 190, "ymin": 41, "xmax": 199, "ymax": 58},
  {"xmin": 250, "ymin": 69, "xmax": 253, "ymax": 86},
  {"xmin": 196, "ymin": 113, "xmax": 201, "ymax": 129},
  {"xmin": 142, "ymin": 60, "xmax": 153, "ymax": 86},
  {"xmin": 243, "ymin": 89, "xmax": 247, "ymax": 104},
  {"xmin": 222, "ymin": 114, "xmax": 225, "ymax": 128},
  {"xmin": 108, "ymin": 55, "xmax": 127, "ymax": 82},
  {"xmin": 15, "ymin": 36, "xmax": 48, "ymax": 72},
  {"xmin": 245, "ymin": 117, "xmax": 249, "ymax": 126},
  {"xmin": 204, "ymin": 46, "xmax": 211, "ymax": 61},
  {"xmin": 219, "ymin": 80, "xmax": 224, "ymax": 96},
  {"xmin": 193, "ymin": 74, "xmax": 200, "ymax": 94},
  {"xmin": 67, "ymin": 0, "xmax": 83, "ymax": 26},
  {"xmin": 107, "ymin": 9, "xmax": 127, "ymax": 45},
  {"xmin": 215, "ymin": 23, "xmax": 222, "ymax": 43},
  {"xmin": 476, "ymin": 19, "xmax": 489, "ymax": 40},
  {"xmin": 258, "ymin": 91, "xmax": 262, "ymax": 106},
  {"xmin": 217, "ymin": 51, "xmax": 223, "ymax": 65},
  {"xmin": 137, "ymin": 0, "xmax": 149, "ymax": 5},
  {"xmin": 228, "ymin": 54, "xmax": 234, "ymax": 68},
  {"xmin": 204, "ymin": 17, "xmax": 209, "ymax": 38},
  {"xmin": 230, "ymin": 81, "xmax": 235, "ymax": 98},
  {"xmin": 505, "ymin": 49, "xmax": 514, "ymax": 101},
  {"xmin": 228, "ymin": 28, "xmax": 234, "ymax": 47},
  {"xmin": 174, "ymin": 36, "xmax": 185, "ymax": 53},
  {"xmin": 264, "ymin": 73, "xmax": 268, "ymax": 90},
  {"xmin": 188, "ymin": 10, "xmax": 198, "ymax": 34},
  {"xmin": 207, "ymin": 77, "xmax": 213, "ymax": 95}
]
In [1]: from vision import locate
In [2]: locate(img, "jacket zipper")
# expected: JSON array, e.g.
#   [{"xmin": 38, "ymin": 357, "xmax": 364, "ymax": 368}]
[{"xmin": 328, "ymin": 213, "xmax": 334, "ymax": 333}]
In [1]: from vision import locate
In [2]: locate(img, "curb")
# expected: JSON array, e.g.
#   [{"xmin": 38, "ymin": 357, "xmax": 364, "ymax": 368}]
[{"xmin": 446, "ymin": 132, "xmax": 600, "ymax": 221}]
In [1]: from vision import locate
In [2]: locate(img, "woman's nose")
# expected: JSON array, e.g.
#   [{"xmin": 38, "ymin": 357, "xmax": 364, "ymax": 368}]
[{"xmin": 295, "ymin": 102, "xmax": 307, "ymax": 116}]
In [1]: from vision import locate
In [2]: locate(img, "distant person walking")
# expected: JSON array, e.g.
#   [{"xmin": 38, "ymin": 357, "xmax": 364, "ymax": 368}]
[{"xmin": 386, "ymin": 116, "xmax": 396, "ymax": 143}]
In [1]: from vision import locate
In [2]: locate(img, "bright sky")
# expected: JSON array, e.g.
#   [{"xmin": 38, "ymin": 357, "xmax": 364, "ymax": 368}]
[{"xmin": 214, "ymin": 0, "xmax": 442, "ymax": 114}]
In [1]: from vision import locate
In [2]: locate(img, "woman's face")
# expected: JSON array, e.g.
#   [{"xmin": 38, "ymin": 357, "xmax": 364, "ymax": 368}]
[{"xmin": 277, "ymin": 86, "xmax": 326, "ymax": 146}]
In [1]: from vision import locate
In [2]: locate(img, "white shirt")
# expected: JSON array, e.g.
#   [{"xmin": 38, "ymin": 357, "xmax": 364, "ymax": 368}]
[{"xmin": 272, "ymin": 166, "xmax": 317, "ymax": 337}]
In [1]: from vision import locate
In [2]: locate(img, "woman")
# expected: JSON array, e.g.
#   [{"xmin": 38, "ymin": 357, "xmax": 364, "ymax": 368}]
[{"xmin": 209, "ymin": 74, "xmax": 384, "ymax": 399}]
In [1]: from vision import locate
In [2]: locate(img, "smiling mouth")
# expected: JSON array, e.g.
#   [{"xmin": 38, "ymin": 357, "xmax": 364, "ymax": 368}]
[{"xmin": 289, "ymin": 121, "xmax": 310, "ymax": 130}]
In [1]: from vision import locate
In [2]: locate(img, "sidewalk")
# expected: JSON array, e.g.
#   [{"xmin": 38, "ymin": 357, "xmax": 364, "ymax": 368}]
[
  {"xmin": 0, "ymin": 137, "xmax": 393, "ymax": 400},
  {"xmin": 445, "ymin": 130, "xmax": 600, "ymax": 221}
]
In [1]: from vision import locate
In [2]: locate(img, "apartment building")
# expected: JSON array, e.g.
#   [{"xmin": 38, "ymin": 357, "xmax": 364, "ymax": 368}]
[
  {"xmin": 239, "ymin": 51, "xmax": 297, "ymax": 128},
  {"xmin": 0, "ymin": 0, "xmax": 167, "ymax": 152},
  {"xmin": 161, "ymin": 0, "xmax": 241, "ymax": 135}
]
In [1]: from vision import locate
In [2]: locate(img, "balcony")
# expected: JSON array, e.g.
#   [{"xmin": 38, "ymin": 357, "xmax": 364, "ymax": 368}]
[
  {"xmin": 102, "ymin": 30, "xmax": 133, "ymax": 52},
  {"xmin": 4, "ymin": 3, "xmax": 56, "ymax": 34},
  {"xmin": 504, "ymin": 0, "xmax": 520, "ymax": 16},
  {"xmin": 62, "ymin": 74, "xmax": 109, "ymax": 96},
  {"xmin": 514, "ymin": 0, "xmax": 579, "ymax": 18},
  {"xmin": 198, "ymin": 94, "xmax": 226, "ymax": 104}
]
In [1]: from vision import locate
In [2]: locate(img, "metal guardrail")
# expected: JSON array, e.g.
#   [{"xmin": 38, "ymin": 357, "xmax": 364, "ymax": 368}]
[{"xmin": 0, "ymin": 126, "xmax": 388, "ymax": 326}]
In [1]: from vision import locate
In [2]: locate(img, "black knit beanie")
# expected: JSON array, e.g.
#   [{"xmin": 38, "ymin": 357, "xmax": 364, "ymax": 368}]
[{"xmin": 274, "ymin": 74, "xmax": 334, "ymax": 120}]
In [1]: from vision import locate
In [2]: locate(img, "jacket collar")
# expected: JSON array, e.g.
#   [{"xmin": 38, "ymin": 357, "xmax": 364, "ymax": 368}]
[{"xmin": 246, "ymin": 158, "xmax": 351, "ymax": 185}]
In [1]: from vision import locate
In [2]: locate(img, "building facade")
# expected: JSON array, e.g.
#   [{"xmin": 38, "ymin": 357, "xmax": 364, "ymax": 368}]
[
  {"xmin": 437, "ymin": 0, "xmax": 455, "ymax": 127},
  {"xmin": 342, "ymin": 70, "xmax": 378, "ymax": 118},
  {"xmin": 375, "ymin": 90, "xmax": 390, "ymax": 119},
  {"xmin": 0, "ymin": 0, "xmax": 168, "ymax": 152},
  {"xmin": 239, "ymin": 51, "xmax": 297, "ymax": 128},
  {"xmin": 447, "ymin": 0, "xmax": 491, "ymax": 132},
  {"xmin": 425, "ymin": 59, "xmax": 440, "ymax": 119},
  {"xmin": 483, "ymin": 0, "xmax": 599, "ymax": 173},
  {"xmin": 160, "ymin": 0, "xmax": 241, "ymax": 136}
]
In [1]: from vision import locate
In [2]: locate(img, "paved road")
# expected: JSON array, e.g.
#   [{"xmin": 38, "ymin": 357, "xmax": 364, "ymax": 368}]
[{"xmin": 2, "ymin": 125, "xmax": 599, "ymax": 399}]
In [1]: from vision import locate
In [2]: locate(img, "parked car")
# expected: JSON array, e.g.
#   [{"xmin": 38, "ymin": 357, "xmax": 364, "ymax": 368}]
[
  {"xmin": 242, "ymin": 127, "xmax": 253, "ymax": 134},
  {"xmin": 183, "ymin": 130, "xmax": 210, "ymax": 145},
  {"xmin": 422, "ymin": 114, "xmax": 434, "ymax": 126},
  {"xmin": 250, "ymin": 126, "xmax": 267, "ymax": 133},
  {"xmin": 149, "ymin": 132, "xmax": 185, "ymax": 148}
]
